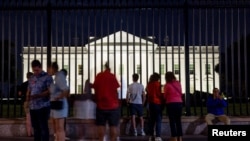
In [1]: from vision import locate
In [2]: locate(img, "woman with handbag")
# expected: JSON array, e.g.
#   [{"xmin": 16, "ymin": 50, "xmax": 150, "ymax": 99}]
[{"xmin": 48, "ymin": 62, "xmax": 69, "ymax": 141}]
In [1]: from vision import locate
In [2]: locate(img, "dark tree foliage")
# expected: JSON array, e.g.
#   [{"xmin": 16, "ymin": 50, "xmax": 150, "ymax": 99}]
[
  {"xmin": 215, "ymin": 34, "xmax": 250, "ymax": 98},
  {"xmin": 0, "ymin": 40, "xmax": 17, "ymax": 98}
]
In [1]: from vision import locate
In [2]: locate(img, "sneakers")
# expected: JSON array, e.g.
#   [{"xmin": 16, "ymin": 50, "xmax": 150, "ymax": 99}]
[
  {"xmin": 155, "ymin": 137, "xmax": 162, "ymax": 141},
  {"xmin": 141, "ymin": 130, "xmax": 146, "ymax": 136},
  {"xmin": 53, "ymin": 134, "xmax": 57, "ymax": 141},
  {"xmin": 54, "ymin": 134, "xmax": 70, "ymax": 141},
  {"xmin": 65, "ymin": 136, "xmax": 70, "ymax": 140},
  {"xmin": 133, "ymin": 130, "xmax": 137, "ymax": 136}
]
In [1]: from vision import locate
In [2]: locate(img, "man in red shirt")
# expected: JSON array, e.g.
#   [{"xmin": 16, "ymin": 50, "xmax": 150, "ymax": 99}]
[{"xmin": 92, "ymin": 62, "xmax": 120, "ymax": 141}]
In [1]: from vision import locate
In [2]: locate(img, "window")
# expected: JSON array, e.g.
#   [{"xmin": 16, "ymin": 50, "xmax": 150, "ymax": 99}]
[
  {"xmin": 190, "ymin": 84, "xmax": 194, "ymax": 94},
  {"xmin": 174, "ymin": 64, "xmax": 180, "ymax": 74},
  {"xmin": 78, "ymin": 65, "xmax": 83, "ymax": 75},
  {"xmin": 160, "ymin": 64, "xmax": 165, "ymax": 75},
  {"xmin": 205, "ymin": 64, "xmax": 211, "ymax": 75},
  {"xmin": 63, "ymin": 65, "xmax": 69, "ymax": 72},
  {"xmin": 190, "ymin": 64, "xmax": 194, "ymax": 74},
  {"xmin": 137, "ymin": 65, "xmax": 141, "ymax": 75},
  {"xmin": 52, "ymin": 58, "xmax": 56, "ymax": 62},
  {"xmin": 208, "ymin": 83, "xmax": 211, "ymax": 93},
  {"xmin": 78, "ymin": 85, "xmax": 83, "ymax": 94}
]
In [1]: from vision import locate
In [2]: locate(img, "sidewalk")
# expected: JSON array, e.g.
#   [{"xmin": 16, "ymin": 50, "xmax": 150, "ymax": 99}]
[{"xmin": 0, "ymin": 135, "xmax": 207, "ymax": 141}]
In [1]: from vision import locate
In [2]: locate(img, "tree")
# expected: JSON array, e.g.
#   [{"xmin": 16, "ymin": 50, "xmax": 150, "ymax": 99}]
[
  {"xmin": 215, "ymin": 34, "xmax": 250, "ymax": 99},
  {"xmin": 0, "ymin": 40, "xmax": 17, "ymax": 98}
]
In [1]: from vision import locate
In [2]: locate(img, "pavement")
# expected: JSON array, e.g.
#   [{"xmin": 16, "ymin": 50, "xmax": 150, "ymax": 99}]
[{"xmin": 0, "ymin": 135, "xmax": 207, "ymax": 141}]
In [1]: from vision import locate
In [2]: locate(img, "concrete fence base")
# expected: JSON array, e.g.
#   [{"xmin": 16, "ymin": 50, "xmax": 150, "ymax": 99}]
[{"xmin": 0, "ymin": 116, "xmax": 250, "ymax": 139}]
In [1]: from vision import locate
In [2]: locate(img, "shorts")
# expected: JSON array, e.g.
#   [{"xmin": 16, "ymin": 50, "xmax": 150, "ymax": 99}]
[
  {"xmin": 96, "ymin": 108, "xmax": 120, "ymax": 126},
  {"xmin": 129, "ymin": 103, "xmax": 143, "ymax": 117}
]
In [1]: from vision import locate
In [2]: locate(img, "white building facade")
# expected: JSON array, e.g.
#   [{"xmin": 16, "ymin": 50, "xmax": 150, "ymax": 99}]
[{"xmin": 22, "ymin": 31, "xmax": 219, "ymax": 98}]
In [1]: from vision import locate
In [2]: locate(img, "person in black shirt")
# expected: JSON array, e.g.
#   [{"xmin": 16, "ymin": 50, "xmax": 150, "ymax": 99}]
[
  {"xmin": 18, "ymin": 72, "xmax": 33, "ymax": 103},
  {"xmin": 18, "ymin": 72, "xmax": 33, "ymax": 137}
]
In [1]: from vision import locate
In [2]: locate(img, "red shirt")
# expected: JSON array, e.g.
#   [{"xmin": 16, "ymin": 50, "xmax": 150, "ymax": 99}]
[
  {"xmin": 146, "ymin": 81, "xmax": 162, "ymax": 104},
  {"xmin": 164, "ymin": 80, "xmax": 183, "ymax": 104},
  {"xmin": 92, "ymin": 69, "xmax": 120, "ymax": 110}
]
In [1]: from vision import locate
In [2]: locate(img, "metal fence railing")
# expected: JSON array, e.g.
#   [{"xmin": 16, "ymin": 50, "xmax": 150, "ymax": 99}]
[{"xmin": 0, "ymin": 0, "xmax": 249, "ymax": 118}]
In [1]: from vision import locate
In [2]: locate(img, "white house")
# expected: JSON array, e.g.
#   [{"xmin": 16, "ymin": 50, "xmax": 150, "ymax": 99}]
[{"xmin": 22, "ymin": 30, "xmax": 220, "ymax": 99}]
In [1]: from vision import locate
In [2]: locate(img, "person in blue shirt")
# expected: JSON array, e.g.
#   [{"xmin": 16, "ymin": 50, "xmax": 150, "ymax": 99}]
[
  {"xmin": 27, "ymin": 60, "xmax": 53, "ymax": 141},
  {"xmin": 205, "ymin": 88, "xmax": 230, "ymax": 125}
]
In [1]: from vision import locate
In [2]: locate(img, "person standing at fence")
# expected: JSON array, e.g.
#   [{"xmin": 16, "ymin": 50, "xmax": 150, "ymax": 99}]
[
  {"xmin": 164, "ymin": 71, "xmax": 183, "ymax": 141},
  {"xmin": 146, "ymin": 72, "xmax": 163, "ymax": 141},
  {"xmin": 48, "ymin": 62, "xmax": 70, "ymax": 141},
  {"xmin": 92, "ymin": 61, "xmax": 120, "ymax": 141},
  {"xmin": 18, "ymin": 72, "xmax": 33, "ymax": 137},
  {"xmin": 26, "ymin": 59, "xmax": 53, "ymax": 141},
  {"xmin": 205, "ymin": 88, "xmax": 230, "ymax": 125},
  {"xmin": 126, "ymin": 73, "xmax": 146, "ymax": 136},
  {"xmin": 60, "ymin": 68, "xmax": 70, "ymax": 141}
]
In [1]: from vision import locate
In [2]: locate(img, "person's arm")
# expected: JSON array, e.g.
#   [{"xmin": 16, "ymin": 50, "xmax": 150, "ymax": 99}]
[
  {"xmin": 54, "ymin": 72, "xmax": 70, "ymax": 100},
  {"xmin": 206, "ymin": 97, "xmax": 216, "ymax": 108},
  {"xmin": 26, "ymin": 88, "xmax": 31, "ymax": 102},
  {"xmin": 126, "ymin": 85, "xmax": 131, "ymax": 104},
  {"xmin": 217, "ymin": 98, "xmax": 227, "ymax": 107},
  {"xmin": 142, "ymin": 91, "xmax": 146, "ymax": 105},
  {"xmin": 156, "ymin": 82, "xmax": 163, "ymax": 99},
  {"xmin": 18, "ymin": 91, "xmax": 22, "ymax": 96},
  {"xmin": 30, "ymin": 89, "xmax": 50, "ymax": 100},
  {"xmin": 145, "ymin": 85, "xmax": 149, "ymax": 103},
  {"xmin": 55, "ymin": 89, "xmax": 70, "ymax": 101},
  {"xmin": 126, "ymin": 91, "xmax": 130, "ymax": 104},
  {"xmin": 17, "ymin": 84, "xmax": 22, "ymax": 96},
  {"xmin": 30, "ymin": 75, "xmax": 53, "ymax": 100}
]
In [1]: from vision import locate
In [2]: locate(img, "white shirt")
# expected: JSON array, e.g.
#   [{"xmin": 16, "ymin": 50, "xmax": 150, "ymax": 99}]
[{"xmin": 126, "ymin": 82, "xmax": 145, "ymax": 104}]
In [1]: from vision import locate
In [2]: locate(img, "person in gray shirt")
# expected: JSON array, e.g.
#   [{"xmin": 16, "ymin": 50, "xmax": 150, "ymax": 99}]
[{"xmin": 126, "ymin": 73, "xmax": 146, "ymax": 136}]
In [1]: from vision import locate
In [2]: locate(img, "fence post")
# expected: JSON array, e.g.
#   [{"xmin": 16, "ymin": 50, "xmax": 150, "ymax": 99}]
[
  {"xmin": 47, "ymin": 2, "xmax": 52, "ymax": 66},
  {"xmin": 184, "ymin": 0, "xmax": 191, "ymax": 116}
]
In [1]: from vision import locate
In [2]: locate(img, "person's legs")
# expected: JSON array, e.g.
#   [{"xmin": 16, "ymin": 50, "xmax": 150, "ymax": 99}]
[
  {"xmin": 218, "ymin": 115, "xmax": 231, "ymax": 125},
  {"xmin": 139, "ymin": 116, "xmax": 145, "ymax": 135},
  {"xmin": 30, "ymin": 109, "xmax": 41, "ymax": 141},
  {"xmin": 167, "ymin": 104, "xmax": 177, "ymax": 137},
  {"xmin": 64, "ymin": 118, "xmax": 66, "ymax": 129},
  {"xmin": 26, "ymin": 112, "xmax": 32, "ymax": 136},
  {"xmin": 24, "ymin": 102, "xmax": 32, "ymax": 137},
  {"xmin": 129, "ymin": 104, "xmax": 137, "ymax": 135},
  {"xmin": 96, "ymin": 108, "xmax": 108, "ymax": 141},
  {"xmin": 174, "ymin": 103, "xmax": 183, "ymax": 140},
  {"xmin": 64, "ymin": 118, "xmax": 70, "ymax": 140},
  {"xmin": 110, "ymin": 126, "xmax": 118, "ymax": 141},
  {"xmin": 131, "ymin": 115, "xmax": 137, "ymax": 135},
  {"xmin": 154, "ymin": 104, "xmax": 162, "ymax": 138},
  {"xmin": 97, "ymin": 126, "xmax": 106, "ymax": 141},
  {"xmin": 137, "ymin": 104, "xmax": 145, "ymax": 135},
  {"xmin": 205, "ymin": 113, "xmax": 215, "ymax": 125},
  {"xmin": 39, "ymin": 107, "xmax": 50, "ymax": 141},
  {"xmin": 108, "ymin": 108, "xmax": 120, "ymax": 141},
  {"xmin": 55, "ymin": 118, "xmax": 65, "ymax": 141},
  {"xmin": 51, "ymin": 118, "xmax": 57, "ymax": 140},
  {"xmin": 148, "ymin": 103, "xmax": 156, "ymax": 137}
]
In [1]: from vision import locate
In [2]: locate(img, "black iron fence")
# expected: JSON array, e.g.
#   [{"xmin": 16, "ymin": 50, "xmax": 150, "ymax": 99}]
[{"xmin": 0, "ymin": 0, "xmax": 249, "ymax": 118}]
